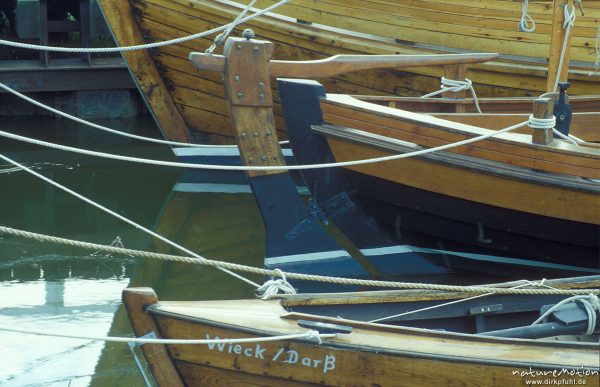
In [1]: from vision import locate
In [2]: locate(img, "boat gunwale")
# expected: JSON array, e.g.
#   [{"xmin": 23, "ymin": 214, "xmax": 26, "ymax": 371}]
[
  {"xmin": 311, "ymin": 123, "xmax": 600, "ymax": 195},
  {"xmin": 146, "ymin": 302, "xmax": 600, "ymax": 371},
  {"xmin": 320, "ymin": 93, "xmax": 600, "ymax": 161}
]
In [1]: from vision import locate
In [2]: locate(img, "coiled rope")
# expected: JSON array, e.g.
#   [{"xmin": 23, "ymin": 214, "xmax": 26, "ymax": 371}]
[
  {"xmin": 0, "ymin": 225, "xmax": 597, "ymax": 296},
  {"xmin": 420, "ymin": 77, "xmax": 482, "ymax": 113},
  {"xmin": 0, "ymin": 0, "xmax": 289, "ymax": 53},
  {"xmin": 528, "ymin": 114, "xmax": 556, "ymax": 130}
]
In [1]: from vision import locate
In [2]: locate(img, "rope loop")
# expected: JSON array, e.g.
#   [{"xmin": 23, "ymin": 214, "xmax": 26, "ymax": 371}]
[
  {"xmin": 563, "ymin": 4, "xmax": 576, "ymax": 30},
  {"xmin": 531, "ymin": 294, "xmax": 600, "ymax": 336},
  {"xmin": 255, "ymin": 269, "xmax": 297, "ymax": 299},
  {"xmin": 519, "ymin": 0, "xmax": 536, "ymax": 33},
  {"xmin": 528, "ymin": 114, "xmax": 556, "ymax": 130}
]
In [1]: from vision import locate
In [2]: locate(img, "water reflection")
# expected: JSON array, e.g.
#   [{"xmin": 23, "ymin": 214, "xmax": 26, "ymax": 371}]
[
  {"xmin": 0, "ymin": 115, "xmax": 282, "ymax": 384},
  {"xmin": 0, "ymin": 116, "xmax": 212, "ymax": 385}
]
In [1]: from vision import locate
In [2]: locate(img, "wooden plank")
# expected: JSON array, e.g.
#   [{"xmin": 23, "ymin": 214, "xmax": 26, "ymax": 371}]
[
  {"xmin": 146, "ymin": 299, "xmax": 600, "ymax": 386},
  {"xmin": 323, "ymin": 135, "xmax": 599, "ymax": 224},
  {"xmin": 190, "ymin": 52, "xmax": 500, "ymax": 78},
  {"xmin": 253, "ymin": 0, "xmax": 599, "ymax": 62},
  {"xmin": 122, "ymin": 288, "xmax": 185, "ymax": 387},
  {"xmin": 222, "ymin": 37, "xmax": 287, "ymax": 177},
  {"xmin": 140, "ymin": 0, "xmax": 600, "ymax": 95},
  {"xmin": 320, "ymin": 95, "xmax": 600, "ymax": 176},
  {"xmin": 546, "ymin": 0, "xmax": 574, "ymax": 92},
  {"xmin": 430, "ymin": 112, "xmax": 600, "ymax": 142},
  {"xmin": 98, "ymin": 0, "xmax": 192, "ymax": 142}
]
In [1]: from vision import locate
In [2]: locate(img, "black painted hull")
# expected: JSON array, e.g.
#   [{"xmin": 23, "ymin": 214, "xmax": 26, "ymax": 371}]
[{"xmin": 342, "ymin": 168, "xmax": 599, "ymax": 274}]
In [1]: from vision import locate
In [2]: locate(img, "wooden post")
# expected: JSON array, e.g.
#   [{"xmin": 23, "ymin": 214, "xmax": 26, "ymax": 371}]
[
  {"xmin": 546, "ymin": 0, "xmax": 574, "ymax": 92},
  {"xmin": 531, "ymin": 98, "xmax": 554, "ymax": 145},
  {"xmin": 221, "ymin": 34, "xmax": 286, "ymax": 178},
  {"xmin": 122, "ymin": 288, "xmax": 185, "ymax": 387},
  {"xmin": 443, "ymin": 63, "xmax": 468, "ymax": 113}
]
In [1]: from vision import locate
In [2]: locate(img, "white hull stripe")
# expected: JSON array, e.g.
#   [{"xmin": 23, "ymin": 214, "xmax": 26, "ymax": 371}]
[
  {"xmin": 174, "ymin": 182, "xmax": 252, "ymax": 194},
  {"xmin": 412, "ymin": 246, "xmax": 596, "ymax": 273},
  {"xmin": 360, "ymin": 245, "xmax": 414, "ymax": 256},
  {"xmin": 266, "ymin": 250, "xmax": 349, "ymax": 265},
  {"xmin": 174, "ymin": 147, "xmax": 293, "ymax": 157}
]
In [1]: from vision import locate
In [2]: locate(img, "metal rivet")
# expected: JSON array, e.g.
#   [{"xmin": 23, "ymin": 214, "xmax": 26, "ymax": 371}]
[
  {"xmin": 236, "ymin": 44, "xmax": 242, "ymax": 50},
  {"xmin": 253, "ymin": 132, "xmax": 259, "ymax": 137},
  {"xmin": 259, "ymin": 93, "xmax": 265, "ymax": 100},
  {"xmin": 248, "ymin": 157, "xmax": 254, "ymax": 163},
  {"xmin": 253, "ymin": 46, "xmax": 259, "ymax": 52},
  {"xmin": 258, "ymin": 82, "xmax": 265, "ymax": 89},
  {"xmin": 265, "ymin": 130, "xmax": 271, "ymax": 137},
  {"xmin": 237, "ymin": 92, "xmax": 244, "ymax": 98},
  {"xmin": 234, "ymin": 75, "xmax": 240, "ymax": 81},
  {"xmin": 261, "ymin": 155, "xmax": 267, "ymax": 161},
  {"xmin": 240, "ymin": 132, "xmax": 247, "ymax": 139}
]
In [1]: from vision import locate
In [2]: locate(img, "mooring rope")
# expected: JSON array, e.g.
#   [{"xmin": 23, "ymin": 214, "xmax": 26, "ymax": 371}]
[
  {"xmin": 0, "ymin": 0, "xmax": 289, "ymax": 53},
  {"xmin": 553, "ymin": 4, "xmax": 576, "ymax": 93},
  {"xmin": 595, "ymin": 24, "xmax": 600, "ymax": 71},
  {"xmin": 369, "ymin": 280, "xmax": 558, "ymax": 323},
  {"xmin": 0, "ymin": 225, "xmax": 597, "ymax": 296},
  {"xmin": 420, "ymin": 77, "xmax": 482, "ymax": 114},
  {"xmin": 0, "ymin": 153, "xmax": 260, "ymax": 289},
  {"xmin": 205, "ymin": 0, "xmax": 259, "ymax": 53},
  {"xmin": 0, "ymin": 326, "xmax": 334, "ymax": 345},
  {"xmin": 0, "ymin": 82, "xmax": 289, "ymax": 149},
  {"xmin": 0, "ymin": 119, "xmax": 532, "ymax": 172}
]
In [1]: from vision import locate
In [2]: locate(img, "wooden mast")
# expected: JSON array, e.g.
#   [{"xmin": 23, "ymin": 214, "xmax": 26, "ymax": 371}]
[{"xmin": 546, "ymin": 0, "xmax": 575, "ymax": 92}]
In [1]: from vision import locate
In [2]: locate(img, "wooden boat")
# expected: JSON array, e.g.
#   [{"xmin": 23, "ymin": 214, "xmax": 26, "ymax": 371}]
[
  {"xmin": 279, "ymin": 78, "xmax": 600, "ymax": 271},
  {"xmin": 184, "ymin": 33, "xmax": 599, "ymax": 276},
  {"xmin": 97, "ymin": 0, "xmax": 600, "ymax": 147},
  {"xmin": 123, "ymin": 276, "xmax": 600, "ymax": 386}
]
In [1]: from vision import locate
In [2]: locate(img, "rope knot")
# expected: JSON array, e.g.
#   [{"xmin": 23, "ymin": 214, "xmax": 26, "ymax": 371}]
[
  {"xmin": 519, "ymin": 0, "xmax": 536, "ymax": 33},
  {"xmin": 255, "ymin": 269, "xmax": 297, "ymax": 299},
  {"xmin": 305, "ymin": 330, "xmax": 323, "ymax": 345},
  {"xmin": 420, "ymin": 77, "xmax": 481, "ymax": 113},
  {"xmin": 563, "ymin": 4, "xmax": 576, "ymax": 29}
]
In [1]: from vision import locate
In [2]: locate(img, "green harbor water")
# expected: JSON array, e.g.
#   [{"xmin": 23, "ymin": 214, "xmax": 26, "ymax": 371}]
[{"xmin": 0, "ymin": 116, "xmax": 265, "ymax": 386}]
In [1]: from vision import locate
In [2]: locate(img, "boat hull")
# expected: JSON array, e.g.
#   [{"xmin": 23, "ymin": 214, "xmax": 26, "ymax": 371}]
[
  {"xmin": 278, "ymin": 79, "xmax": 600, "ymax": 274},
  {"xmin": 98, "ymin": 0, "xmax": 600, "ymax": 145},
  {"xmin": 123, "ymin": 288, "xmax": 600, "ymax": 386}
]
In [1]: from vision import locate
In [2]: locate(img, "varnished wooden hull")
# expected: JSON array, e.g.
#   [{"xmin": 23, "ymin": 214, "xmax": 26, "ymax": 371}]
[
  {"xmin": 123, "ymin": 287, "xmax": 600, "ymax": 386},
  {"xmin": 98, "ymin": 0, "xmax": 600, "ymax": 145},
  {"xmin": 278, "ymin": 80, "xmax": 600, "ymax": 272}
]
